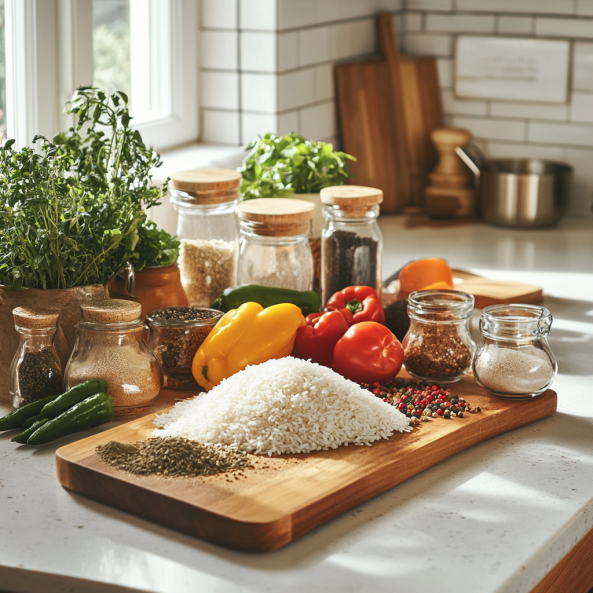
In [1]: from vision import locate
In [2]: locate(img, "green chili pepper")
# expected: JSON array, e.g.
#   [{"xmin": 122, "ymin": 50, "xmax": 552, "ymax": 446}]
[
  {"xmin": 39, "ymin": 379, "xmax": 108, "ymax": 418},
  {"xmin": 0, "ymin": 394, "xmax": 61, "ymax": 431},
  {"xmin": 212, "ymin": 284, "xmax": 321, "ymax": 316},
  {"xmin": 27, "ymin": 392, "xmax": 114, "ymax": 446},
  {"xmin": 11, "ymin": 419, "xmax": 50, "ymax": 444},
  {"xmin": 22, "ymin": 413, "xmax": 49, "ymax": 429}
]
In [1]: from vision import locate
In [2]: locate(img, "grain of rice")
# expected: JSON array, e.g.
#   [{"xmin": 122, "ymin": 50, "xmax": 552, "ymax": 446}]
[{"xmin": 153, "ymin": 357, "xmax": 410, "ymax": 456}]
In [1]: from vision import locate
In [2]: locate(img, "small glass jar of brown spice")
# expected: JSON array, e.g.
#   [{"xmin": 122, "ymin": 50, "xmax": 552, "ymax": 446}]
[{"xmin": 402, "ymin": 290, "xmax": 476, "ymax": 384}]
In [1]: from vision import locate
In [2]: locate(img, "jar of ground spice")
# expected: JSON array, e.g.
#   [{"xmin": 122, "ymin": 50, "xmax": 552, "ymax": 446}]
[
  {"xmin": 171, "ymin": 168, "xmax": 240, "ymax": 307},
  {"xmin": 320, "ymin": 185, "xmax": 383, "ymax": 305},
  {"xmin": 473, "ymin": 304, "xmax": 556, "ymax": 398},
  {"xmin": 237, "ymin": 198, "xmax": 315, "ymax": 291},
  {"xmin": 64, "ymin": 299, "xmax": 162, "ymax": 416},
  {"xmin": 146, "ymin": 307, "xmax": 223, "ymax": 390},
  {"xmin": 9, "ymin": 307, "xmax": 63, "ymax": 408},
  {"xmin": 403, "ymin": 290, "xmax": 476, "ymax": 383}
]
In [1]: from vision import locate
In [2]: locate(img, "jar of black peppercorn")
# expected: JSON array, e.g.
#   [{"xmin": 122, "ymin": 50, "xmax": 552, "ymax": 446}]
[
  {"xmin": 9, "ymin": 307, "xmax": 63, "ymax": 409},
  {"xmin": 320, "ymin": 186, "xmax": 383, "ymax": 305}
]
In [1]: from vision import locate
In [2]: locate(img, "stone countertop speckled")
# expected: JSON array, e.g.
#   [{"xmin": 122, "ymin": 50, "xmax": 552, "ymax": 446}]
[{"xmin": 1, "ymin": 216, "xmax": 593, "ymax": 593}]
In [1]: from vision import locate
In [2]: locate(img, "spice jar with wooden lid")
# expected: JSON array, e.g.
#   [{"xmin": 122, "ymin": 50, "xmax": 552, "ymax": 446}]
[
  {"xmin": 237, "ymin": 198, "xmax": 315, "ymax": 291},
  {"xmin": 9, "ymin": 307, "xmax": 63, "ymax": 408},
  {"xmin": 64, "ymin": 299, "xmax": 162, "ymax": 416},
  {"xmin": 170, "ymin": 168, "xmax": 240, "ymax": 307},
  {"xmin": 320, "ymin": 185, "xmax": 383, "ymax": 305}
]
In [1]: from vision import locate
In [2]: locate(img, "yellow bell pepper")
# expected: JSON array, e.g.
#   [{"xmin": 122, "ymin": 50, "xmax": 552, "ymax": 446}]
[{"xmin": 192, "ymin": 302, "xmax": 306, "ymax": 391}]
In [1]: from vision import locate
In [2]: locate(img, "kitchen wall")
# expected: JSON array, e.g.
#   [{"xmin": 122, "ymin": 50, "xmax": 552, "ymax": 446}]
[{"xmin": 199, "ymin": 0, "xmax": 593, "ymax": 218}]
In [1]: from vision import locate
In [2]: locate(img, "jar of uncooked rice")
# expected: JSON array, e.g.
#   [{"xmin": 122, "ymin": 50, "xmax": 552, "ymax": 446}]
[
  {"xmin": 170, "ymin": 168, "xmax": 240, "ymax": 308},
  {"xmin": 237, "ymin": 198, "xmax": 314, "ymax": 291},
  {"xmin": 403, "ymin": 290, "xmax": 476, "ymax": 383},
  {"xmin": 146, "ymin": 306, "xmax": 223, "ymax": 390},
  {"xmin": 64, "ymin": 299, "xmax": 162, "ymax": 416},
  {"xmin": 473, "ymin": 304, "xmax": 556, "ymax": 399}
]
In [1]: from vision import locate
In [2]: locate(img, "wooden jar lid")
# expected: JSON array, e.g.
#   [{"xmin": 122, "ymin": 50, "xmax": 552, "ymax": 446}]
[
  {"xmin": 320, "ymin": 185, "xmax": 383, "ymax": 216},
  {"xmin": 170, "ymin": 169, "xmax": 241, "ymax": 205},
  {"xmin": 81, "ymin": 299, "xmax": 142, "ymax": 323},
  {"xmin": 237, "ymin": 198, "xmax": 315, "ymax": 236},
  {"xmin": 13, "ymin": 306, "xmax": 59, "ymax": 329}
]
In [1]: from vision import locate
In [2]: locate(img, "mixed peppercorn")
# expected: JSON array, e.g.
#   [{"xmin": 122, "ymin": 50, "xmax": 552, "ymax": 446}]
[{"xmin": 361, "ymin": 378, "xmax": 482, "ymax": 426}]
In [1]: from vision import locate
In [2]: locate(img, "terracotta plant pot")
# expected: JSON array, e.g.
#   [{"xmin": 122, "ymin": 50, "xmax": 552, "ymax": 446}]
[{"xmin": 108, "ymin": 264, "xmax": 188, "ymax": 319}]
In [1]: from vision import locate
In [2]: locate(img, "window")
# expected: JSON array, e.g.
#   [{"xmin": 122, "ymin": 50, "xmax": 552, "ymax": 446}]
[{"xmin": 3, "ymin": 0, "xmax": 198, "ymax": 151}]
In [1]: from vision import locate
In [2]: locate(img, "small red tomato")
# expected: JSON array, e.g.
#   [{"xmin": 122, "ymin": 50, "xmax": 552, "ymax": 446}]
[{"xmin": 332, "ymin": 321, "xmax": 404, "ymax": 384}]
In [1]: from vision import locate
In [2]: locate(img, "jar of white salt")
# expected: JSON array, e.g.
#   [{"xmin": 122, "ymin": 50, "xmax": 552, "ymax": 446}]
[
  {"xmin": 473, "ymin": 304, "xmax": 557, "ymax": 399},
  {"xmin": 170, "ymin": 168, "xmax": 240, "ymax": 307}
]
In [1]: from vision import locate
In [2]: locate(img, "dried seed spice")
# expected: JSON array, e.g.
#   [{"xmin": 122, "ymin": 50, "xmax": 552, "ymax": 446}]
[
  {"xmin": 17, "ymin": 349, "xmax": 63, "ymax": 404},
  {"xmin": 96, "ymin": 437, "xmax": 255, "ymax": 478}
]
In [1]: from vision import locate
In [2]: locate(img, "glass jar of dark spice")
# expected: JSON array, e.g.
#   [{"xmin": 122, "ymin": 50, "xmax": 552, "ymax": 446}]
[
  {"xmin": 403, "ymin": 290, "xmax": 476, "ymax": 384},
  {"xmin": 146, "ymin": 307, "xmax": 223, "ymax": 390},
  {"xmin": 9, "ymin": 307, "xmax": 63, "ymax": 408},
  {"xmin": 320, "ymin": 185, "xmax": 383, "ymax": 305}
]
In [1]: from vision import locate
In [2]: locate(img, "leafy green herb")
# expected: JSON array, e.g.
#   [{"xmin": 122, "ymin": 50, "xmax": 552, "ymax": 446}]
[
  {"xmin": 129, "ymin": 221, "xmax": 180, "ymax": 271},
  {"xmin": 0, "ymin": 87, "xmax": 169, "ymax": 289},
  {"xmin": 239, "ymin": 133, "xmax": 355, "ymax": 200}
]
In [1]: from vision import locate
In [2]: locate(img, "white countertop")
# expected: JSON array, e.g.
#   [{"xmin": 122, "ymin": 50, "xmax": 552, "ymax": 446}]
[{"xmin": 2, "ymin": 216, "xmax": 593, "ymax": 593}]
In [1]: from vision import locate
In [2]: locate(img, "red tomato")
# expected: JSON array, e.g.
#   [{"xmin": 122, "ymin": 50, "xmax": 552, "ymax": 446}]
[{"xmin": 333, "ymin": 321, "xmax": 404, "ymax": 384}]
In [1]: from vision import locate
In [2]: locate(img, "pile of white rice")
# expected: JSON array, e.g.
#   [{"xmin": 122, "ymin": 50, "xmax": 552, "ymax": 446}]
[{"xmin": 153, "ymin": 357, "xmax": 410, "ymax": 456}]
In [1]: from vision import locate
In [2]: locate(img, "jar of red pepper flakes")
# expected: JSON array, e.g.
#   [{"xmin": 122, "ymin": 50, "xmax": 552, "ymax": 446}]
[{"xmin": 320, "ymin": 185, "xmax": 383, "ymax": 306}]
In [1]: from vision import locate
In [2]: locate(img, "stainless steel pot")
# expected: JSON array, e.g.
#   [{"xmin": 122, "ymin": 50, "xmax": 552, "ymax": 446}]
[{"xmin": 456, "ymin": 146, "xmax": 572, "ymax": 228}]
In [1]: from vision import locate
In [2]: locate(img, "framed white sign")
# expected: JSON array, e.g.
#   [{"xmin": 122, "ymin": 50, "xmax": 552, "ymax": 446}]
[{"xmin": 455, "ymin": 36, "xmax": 570, "ymax": 104}]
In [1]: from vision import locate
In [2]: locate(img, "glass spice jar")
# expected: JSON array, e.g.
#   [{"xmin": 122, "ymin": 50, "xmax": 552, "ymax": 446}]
[
  {"xmin": 9, "ymin": 307, "xmax": 63, "ymax": 408},
  {"xmin": 320, "ymin": 185, "xmax": 383, "ymax": 305},
  {"xmin": 146, "ymin": 306, "xmax": 223, "ymax": 390},
  {"xmin": 64, "ymin": 299, "xmax": 162, "ymax": 416},
  {"xmin": 237, "ymin": 198, "xmax": 315, "ymax": 291},
  {"xmin": 402, "ymin": 290, "xmax": 476, "ymax": 384},
  {"xmin": 473, "ymin": 304, "xmax": 557, "ymax": 399},
  {"xmin": 170, "ymin": 168, "xmax": 240, "ymax": 308}
]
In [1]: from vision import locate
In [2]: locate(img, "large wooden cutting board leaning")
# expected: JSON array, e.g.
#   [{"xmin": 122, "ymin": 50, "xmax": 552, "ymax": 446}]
[
  {"xmin": 56, "ymin": 377, "xmax": 556, "ymax": 553},
  {"xmin": 335, "ymin": 13, "xmax": 442, "ymax": 212}
]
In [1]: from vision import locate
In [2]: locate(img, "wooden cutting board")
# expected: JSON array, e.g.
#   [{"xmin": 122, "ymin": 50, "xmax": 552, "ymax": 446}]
[{"xmin": 56, "ymin": 376, "xmax": 556, "ymax": 553}]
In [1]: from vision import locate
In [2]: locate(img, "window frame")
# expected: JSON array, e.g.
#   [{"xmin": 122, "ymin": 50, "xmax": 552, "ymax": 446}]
[{"xmin": 4, "ymin": 0, "xmax": 199, "ymax": 151}]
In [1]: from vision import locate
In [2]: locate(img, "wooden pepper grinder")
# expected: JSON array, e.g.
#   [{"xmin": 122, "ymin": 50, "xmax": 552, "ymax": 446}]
[{"xmin": 424, "ymin": 127, "xmax": 477, "ymax": 218}]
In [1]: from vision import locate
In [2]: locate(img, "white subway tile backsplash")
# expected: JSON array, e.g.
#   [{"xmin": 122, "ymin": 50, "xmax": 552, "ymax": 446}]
[
  {"xmin": 535, "ymin": 17, "xmax": 593, "ymax": 39},
  {"xmin": 437, "ymin": 57, "xmax": 453, "ymax": 88},
  {"xmin": 278, "ymin": 110, "xmax": 300, "ymax": 135},
  {"xmin": 403, "ymin": 32, "xmax": 453, "ymax": 56},
  {"xmin": 330, "ymin": 19, "xmax": 375, "ymax": 61},
  {"xmin": 570, "ymin": 92, "xmax": 593, "ymax": 123},
  {"xmin": 299, "ymin": 26, "xmax": 331, "ymax": 67},
  {"xmin": 442, "ymin": 90, "xmax": 488, "ymax": 116},
  {"xmin": 564, "ymin": 147, "xmax": 593, "ymax": 217},
  {"xmin": 489, "ymin": 101, "xmax": 568, "ymax": 121},
  {"xmin": 203, "ymin": 110, "xmax": 241, "ymax": 145},
  {"xmin": 486, "ymin": 141, "xmax": 565, "ymax": 161},
  {"xmin": 453, "ymin": 116, "xmax": 526, "ymax": 141},
  {"xmin": 426, "ymin": 14, "xmax": 495, "ymax": 34},
  {"xmin": 278, "ymin": 69, "xmax": 316, "ymax": 111},
  {"xmin": 404, "ymin": 13, "xmax": 423, "ymax": 32},
  {"xmin": 300, "ymin": 101, "xmax": 336, "ymax": 140},
  {"xmin": 315, "ymin": 64, "xmax": 334, "ymax": 102},
  {"xmin": 240, "ymin": 0, "xmax": 277, "ymax": 31},
  {"xmin": 201, "ymin": 31, "xmax": 238, "ymax": 70},
  {"xmin": 241, "ymin": 73, "xmax": 277, "ymax": 112},
  {"xmin": 201, "ymin": 71, "xmax": 239, "ymax": 110},
  {"xmin": 573, "ymin": 42, "xmax": 593, "ymax": 91},
  {"xmin": 278, "ymin": 0, "xmax": 317, "ymax": 30},
  {"xmin": 241, "ymin": 113, "xmax": 277, "ymax": 144},
  {"xmin": 241, "ymin": 32, "xmax": 276, "ymax": 72},
  {"xmin": 497, "ymin": 16, "xmax": 533, "ymax": 35},
  {"xmin": 278, "ymin": 32, "xmax": 298, "ymax": 72},
  {"xmin": 410, "ymin": 0, "xmax": 453, "ymax": 10},
  {"xmin": 577, "ymin": 0, "xmax": 593, "ymax": 16},
  {"xmin": 202, "ymin": 0, "xmax": 237, "ymax": 30},
  {"xmin": 456, "ymin": 0, "xmax": 574, "ymax": 15},
  {"xmin": 528, "ymin": 121, "xmax": 593, "ymax": 146}
]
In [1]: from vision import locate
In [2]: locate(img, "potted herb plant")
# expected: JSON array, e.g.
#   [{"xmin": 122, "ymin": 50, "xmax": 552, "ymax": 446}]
[
  {"xmin": 239, "ymin": 133, "xmax": 355, "ymax": 237},
  {"xmin": 0, "ymin": 87, "xmax": 176, "ymax": 399}
]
